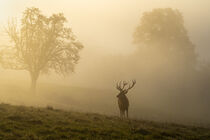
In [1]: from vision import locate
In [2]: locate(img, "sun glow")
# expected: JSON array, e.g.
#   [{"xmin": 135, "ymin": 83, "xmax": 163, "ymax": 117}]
[{"xmin": 0, "ymin": 0, "xmax": 7, "ymax": 23}]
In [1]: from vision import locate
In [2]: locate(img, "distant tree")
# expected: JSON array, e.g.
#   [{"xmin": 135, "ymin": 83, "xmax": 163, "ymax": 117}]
[
  {"xmin": 0, "ymin": 7, "xmax": 83, "ymax": 93},
  {"xmin": 133, "ymin": 8, "xmax": 196, "ymax": 70}
]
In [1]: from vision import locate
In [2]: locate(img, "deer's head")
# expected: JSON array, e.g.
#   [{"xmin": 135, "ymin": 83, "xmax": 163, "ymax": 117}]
[{"xmin": 116, "ymin": 80, "xmax": 136, "ymax": 98}]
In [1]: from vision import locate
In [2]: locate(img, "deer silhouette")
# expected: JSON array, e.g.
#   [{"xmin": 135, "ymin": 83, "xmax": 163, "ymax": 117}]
[{"xmin": 116, "ymin": 80, "xmax": 136, "ymax": 118}]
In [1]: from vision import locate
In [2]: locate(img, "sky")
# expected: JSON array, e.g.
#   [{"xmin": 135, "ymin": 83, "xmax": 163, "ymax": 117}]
[{"xmin": 0, "ymin": 0, "xmax": 210, "ymax": 58}]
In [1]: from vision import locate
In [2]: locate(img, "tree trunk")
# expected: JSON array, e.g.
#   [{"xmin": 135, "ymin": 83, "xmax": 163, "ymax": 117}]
[{"xmin": 30, "ymin": 72, "xmax": 39, "ymax": 94}]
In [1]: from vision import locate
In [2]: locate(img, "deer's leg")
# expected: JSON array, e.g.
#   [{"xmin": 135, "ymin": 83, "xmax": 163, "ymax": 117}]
[
  {"xmin": 120, "ymin": 110, "xmax": 123, "ymax": 118},
  {"xmin": 126, "ymin": 109, "xmax": 129, "ymax": 118},
  {"xmin": 122, "ymin": 110, "xmax": 125, "ymax": 118}
]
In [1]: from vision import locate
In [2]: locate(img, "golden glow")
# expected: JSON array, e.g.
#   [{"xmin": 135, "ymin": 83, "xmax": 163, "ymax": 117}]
[
  {"xmin": 0, "ymin": 0, "xmax": 210, "ymax": 123},
  {"xmin": 0, "ymin": 0, "xmax": 209, "ymax": 55}
]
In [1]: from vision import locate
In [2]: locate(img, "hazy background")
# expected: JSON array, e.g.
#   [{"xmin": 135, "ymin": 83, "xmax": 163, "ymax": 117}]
[
  {"xmin": 0, "ymin": 0, "xmax": 210, "ymax": 85},
  {"xmin": 0, "ymin": 0, "xmax": 210, "ymax": 125}
]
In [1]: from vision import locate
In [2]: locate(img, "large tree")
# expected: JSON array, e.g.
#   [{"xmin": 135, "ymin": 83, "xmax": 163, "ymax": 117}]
[
  {"xmin": 1, "ymin": 7, "xmax": 83, "ymax": 93},
  {"xmin": 133, "ymin": 8, "xmax": 196, "ymax": 70}
]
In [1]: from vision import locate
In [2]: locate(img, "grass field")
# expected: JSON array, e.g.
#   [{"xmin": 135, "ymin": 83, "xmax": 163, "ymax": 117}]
[
  {"xmin": 0, "ymin": 103, "xmax": 209, "ymax": 140},
  {"xmin": 1, "ymin": 82, "xmax": 209, "ymax": 125}
]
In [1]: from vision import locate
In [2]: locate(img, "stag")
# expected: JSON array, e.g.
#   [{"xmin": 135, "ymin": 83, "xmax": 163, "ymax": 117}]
[{"xmin": 116, "ymin": 80, "xmax": 136, "ymax": 118}]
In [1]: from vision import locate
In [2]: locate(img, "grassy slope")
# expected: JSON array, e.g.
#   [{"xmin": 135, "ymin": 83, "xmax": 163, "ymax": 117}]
[
  {"xmin": 0, "ymin": 104, "xmax": 209, "ymax": 140},
  {"xmin": 1, "ymin": 81, "xmax": 209, "ymax": 124}
]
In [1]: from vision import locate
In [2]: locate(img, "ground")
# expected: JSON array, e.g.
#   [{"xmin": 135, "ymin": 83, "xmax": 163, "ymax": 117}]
[{"xmin": 0, "ymin": 103, "xmax": 209, "ymax": 140}]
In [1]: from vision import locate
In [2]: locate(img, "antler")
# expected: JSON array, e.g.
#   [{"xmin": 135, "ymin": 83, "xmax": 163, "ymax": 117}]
[
  {"xmin": 116, "ymin": 80, "xmax": 128, "ymax": 91},
  {"xmin": 127, "ymin": 80, "xmax": 136, "ymax": 91},
  {"xmin": 116, "ymin": 81, "xmax": 121, "ymax": 91}
]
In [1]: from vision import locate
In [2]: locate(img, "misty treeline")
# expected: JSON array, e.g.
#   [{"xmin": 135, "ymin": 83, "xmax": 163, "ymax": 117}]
[
  {"xmin": 78, "ymin": 8, "xmax": 210, "ymax": 122},
  {"xmin": 0, "ymin": 7, "xmax": 210, "ymax": 123},
  {"xmin": 0, "ymin": 7, "xmax": 83, "ymax": 93}
]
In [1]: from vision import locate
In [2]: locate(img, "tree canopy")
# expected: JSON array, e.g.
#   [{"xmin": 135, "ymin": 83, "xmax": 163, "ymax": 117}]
[
  {"xmin": 133, "ymin": 8, "xmax": 196, "ymax": 69},
  {"xmin": 1, "ymin": 7, "xmax": 83, "ymax": 92}
]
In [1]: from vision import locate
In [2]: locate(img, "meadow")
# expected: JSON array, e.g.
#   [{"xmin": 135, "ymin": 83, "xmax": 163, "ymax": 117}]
[{"xmin": 0, "ymin": 103, "xmax": 209, "ymax": 140}]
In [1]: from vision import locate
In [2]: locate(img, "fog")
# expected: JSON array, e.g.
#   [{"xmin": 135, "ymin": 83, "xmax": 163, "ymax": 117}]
[{"xmin": 0, "ymin": 0, "xmax": 210, "ymax": 125}]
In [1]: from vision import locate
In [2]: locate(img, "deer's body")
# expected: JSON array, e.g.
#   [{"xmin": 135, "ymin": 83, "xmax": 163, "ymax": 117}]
[
  {"xmin": 116, "ymin": 80, "xmax": 136, "ymax": 118},
  {"xmin": 117, "ymin": 93, "xmax": 129, "ymax": 117}
]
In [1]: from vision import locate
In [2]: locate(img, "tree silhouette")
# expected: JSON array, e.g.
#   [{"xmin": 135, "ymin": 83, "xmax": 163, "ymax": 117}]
[
  {"xmin": 133, "ymin": 8, "xmax": 196, "ymax": 70},
  {"xmin": 1, "ymin": 7, "xmax": 83, "ymax": 93}
]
